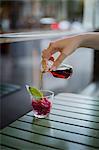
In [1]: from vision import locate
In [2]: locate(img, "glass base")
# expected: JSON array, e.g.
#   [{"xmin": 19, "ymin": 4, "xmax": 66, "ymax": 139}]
[{"xmin": 33, "ymin": 113, "xmax": 49, "ymax": 118}]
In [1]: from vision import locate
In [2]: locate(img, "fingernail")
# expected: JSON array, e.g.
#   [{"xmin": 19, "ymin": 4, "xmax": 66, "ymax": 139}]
[{"xmin": 50, "ymin": 66, "xmax": 56, "ymax": 71}]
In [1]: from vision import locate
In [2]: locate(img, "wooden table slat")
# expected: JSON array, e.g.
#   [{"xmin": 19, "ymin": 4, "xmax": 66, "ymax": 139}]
[
  {"xmin": 55, "ymin": 95, "xmax": 99, "ymax": 105},
  {"xmin": 1, "ymin": 127, "xmax": 97, "ymax": 150},
  {"xmin": 27, "ymin": 112, "xmax": 99, "ymax": 130},
  {"xmin": 57, "ymin": 93, "xmax": 99, "ymax": 101},
  {"xmin": 19, "ymin": 115, "xmax": 99, "ymax": 138},
  {"xmin": 0, "ymin": 145, "xmax": 15, "ymax": 150},
  {"xmin": 54, "ymin": 99, "xmax": 99, "ymax": 111},
  {"xmin": 9, "ymin": 120, "xmax": 99, "ymax": 147},
  {"xmin": 1, "ymin": 134, "xmax": 56, "ymax": 150},
  {"xmin": 51, "ymin": 109, "xmax": 99, "ymax": 123},
  {"xmin": 52, "ymin": 104, "xmax": 99, "ymax": 117}
]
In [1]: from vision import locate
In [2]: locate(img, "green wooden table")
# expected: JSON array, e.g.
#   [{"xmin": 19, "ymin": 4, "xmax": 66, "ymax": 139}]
[{"xmin": 0, "ymin": 93, "xmax": 99, "ymax": 150}]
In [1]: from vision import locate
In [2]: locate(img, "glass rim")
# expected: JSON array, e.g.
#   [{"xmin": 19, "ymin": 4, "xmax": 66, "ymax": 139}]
[
  {"xmin": 40, "ymin": 89, "xmax": 54, "ymax": 94},
  {"xmin": 31, "ymin": 90, "xmax": 54, "ymax": 99},
  {"xmin": 40, "ymin": 90, "xmax": 54, "ymax": 98}
]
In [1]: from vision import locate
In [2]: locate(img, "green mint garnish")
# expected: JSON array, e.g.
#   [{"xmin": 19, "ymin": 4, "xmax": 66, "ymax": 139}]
[{"xmin": 26, "ymin": 85, "xmax": 43, "ymax": 99}]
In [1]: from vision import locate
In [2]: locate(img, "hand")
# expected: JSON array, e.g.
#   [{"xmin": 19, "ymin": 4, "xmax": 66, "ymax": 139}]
[{"xmin": 42, "ymin": 35, "xmax": 82, "ymax": 71}]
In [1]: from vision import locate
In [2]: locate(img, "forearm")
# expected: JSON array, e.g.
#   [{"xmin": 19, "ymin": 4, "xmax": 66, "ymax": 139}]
[{"xmin": 79, "ymin": 32, "xmax": 99, "ymax": 50}]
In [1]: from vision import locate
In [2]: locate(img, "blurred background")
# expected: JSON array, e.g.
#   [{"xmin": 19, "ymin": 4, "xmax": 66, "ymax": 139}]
[
  {"xmin": 0, "ymin": 0, "xmax": 99, "ymax": 96},
  {"xmin": 0, "ymin": 0, "xmax": 84, "ymax": 33},
  {"xmin": 0, "ymin": 0, "xmax": 99, "ymax": 33},
  {"xmin": 0, "ymin": 0, "xmax": 99, "ymax": 129}
]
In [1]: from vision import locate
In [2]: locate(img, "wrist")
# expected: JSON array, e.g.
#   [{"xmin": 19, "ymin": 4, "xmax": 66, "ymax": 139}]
[
  {"xmin": 77, "ymin": 33, "xmax": 93, "ymax": 48},
  {"xmin": 76, "ymin": 34, "xmax": 87, "ymax": 47}
]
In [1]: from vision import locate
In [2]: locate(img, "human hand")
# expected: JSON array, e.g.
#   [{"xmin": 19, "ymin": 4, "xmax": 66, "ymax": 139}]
[{"xmin": 42, "ymin": 35, "xmax": 82, "ymax": 71}]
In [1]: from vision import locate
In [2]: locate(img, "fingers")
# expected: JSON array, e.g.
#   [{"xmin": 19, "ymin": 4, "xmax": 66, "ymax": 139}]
[
  {"xmin": 42, "ymin": 41, "xmax": 67, "ymax": 71},
  {"xmin": 50, "ymin": 52, "xmax": 66, "ymax": 71},
  {"xmin": 42, "ymin": 42, "xmax": 58, "ymax": 60}
]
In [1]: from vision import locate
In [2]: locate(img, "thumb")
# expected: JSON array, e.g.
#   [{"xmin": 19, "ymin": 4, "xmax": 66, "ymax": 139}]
[{"xmin": 50, "ymin": 53, "xmax": 66, "ymax": 71}]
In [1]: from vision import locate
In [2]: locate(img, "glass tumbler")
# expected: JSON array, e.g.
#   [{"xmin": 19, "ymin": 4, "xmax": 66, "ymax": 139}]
[{"xmin": 31, "ymin": 90, "xmax": 54, "ymax": 118}]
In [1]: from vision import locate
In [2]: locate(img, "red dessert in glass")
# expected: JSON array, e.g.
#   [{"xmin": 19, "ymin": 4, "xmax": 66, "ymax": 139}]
[{"xmin": 31, "ymin": 90, "xmax": 54, "ymax": 118}]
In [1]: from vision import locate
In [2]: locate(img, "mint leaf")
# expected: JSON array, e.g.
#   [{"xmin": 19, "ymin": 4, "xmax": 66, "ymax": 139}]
[{"xmin": 26, "ymin": 85, "xmax": 43, "ymax": 99}]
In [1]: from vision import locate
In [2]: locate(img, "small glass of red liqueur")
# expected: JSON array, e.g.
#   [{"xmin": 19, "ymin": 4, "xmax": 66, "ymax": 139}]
[
  {"xmin": 50, "ymin": 64, "xmax": 73, "ymax": 79},
  {"xmin": 32, "ymin": 90, "xmax": 54, "ymax": 118},
  {"xmin": 42, "ymin": 56, "xmax": 73, "ymax": 79}
]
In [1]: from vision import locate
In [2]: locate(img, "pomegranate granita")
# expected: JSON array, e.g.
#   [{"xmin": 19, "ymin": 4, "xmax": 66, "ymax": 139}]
[
  {"xmin": 26, "ymin": 85, "xmax": 54, "ymax": 118},
  {"xmin": 32, "ymin": 97, "xmax": 52, "ymax": 118}
]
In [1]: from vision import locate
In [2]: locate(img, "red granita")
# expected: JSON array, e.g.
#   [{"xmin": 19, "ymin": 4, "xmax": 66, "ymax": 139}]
[{"xmin": 32, "ymin": 97, "xmax": 52, "ymax": 116}]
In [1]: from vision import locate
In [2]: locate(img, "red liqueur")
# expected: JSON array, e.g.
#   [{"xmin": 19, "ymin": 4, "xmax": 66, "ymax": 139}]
[{"xmin": 50, "ymin": 65, "xmax": 73, "ymax": 79}]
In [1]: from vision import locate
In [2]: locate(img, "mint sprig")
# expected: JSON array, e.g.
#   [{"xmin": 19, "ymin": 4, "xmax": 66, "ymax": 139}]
[{"xmin": 26, "ymin": 85, "xmax": 43, "ymax": 100}]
